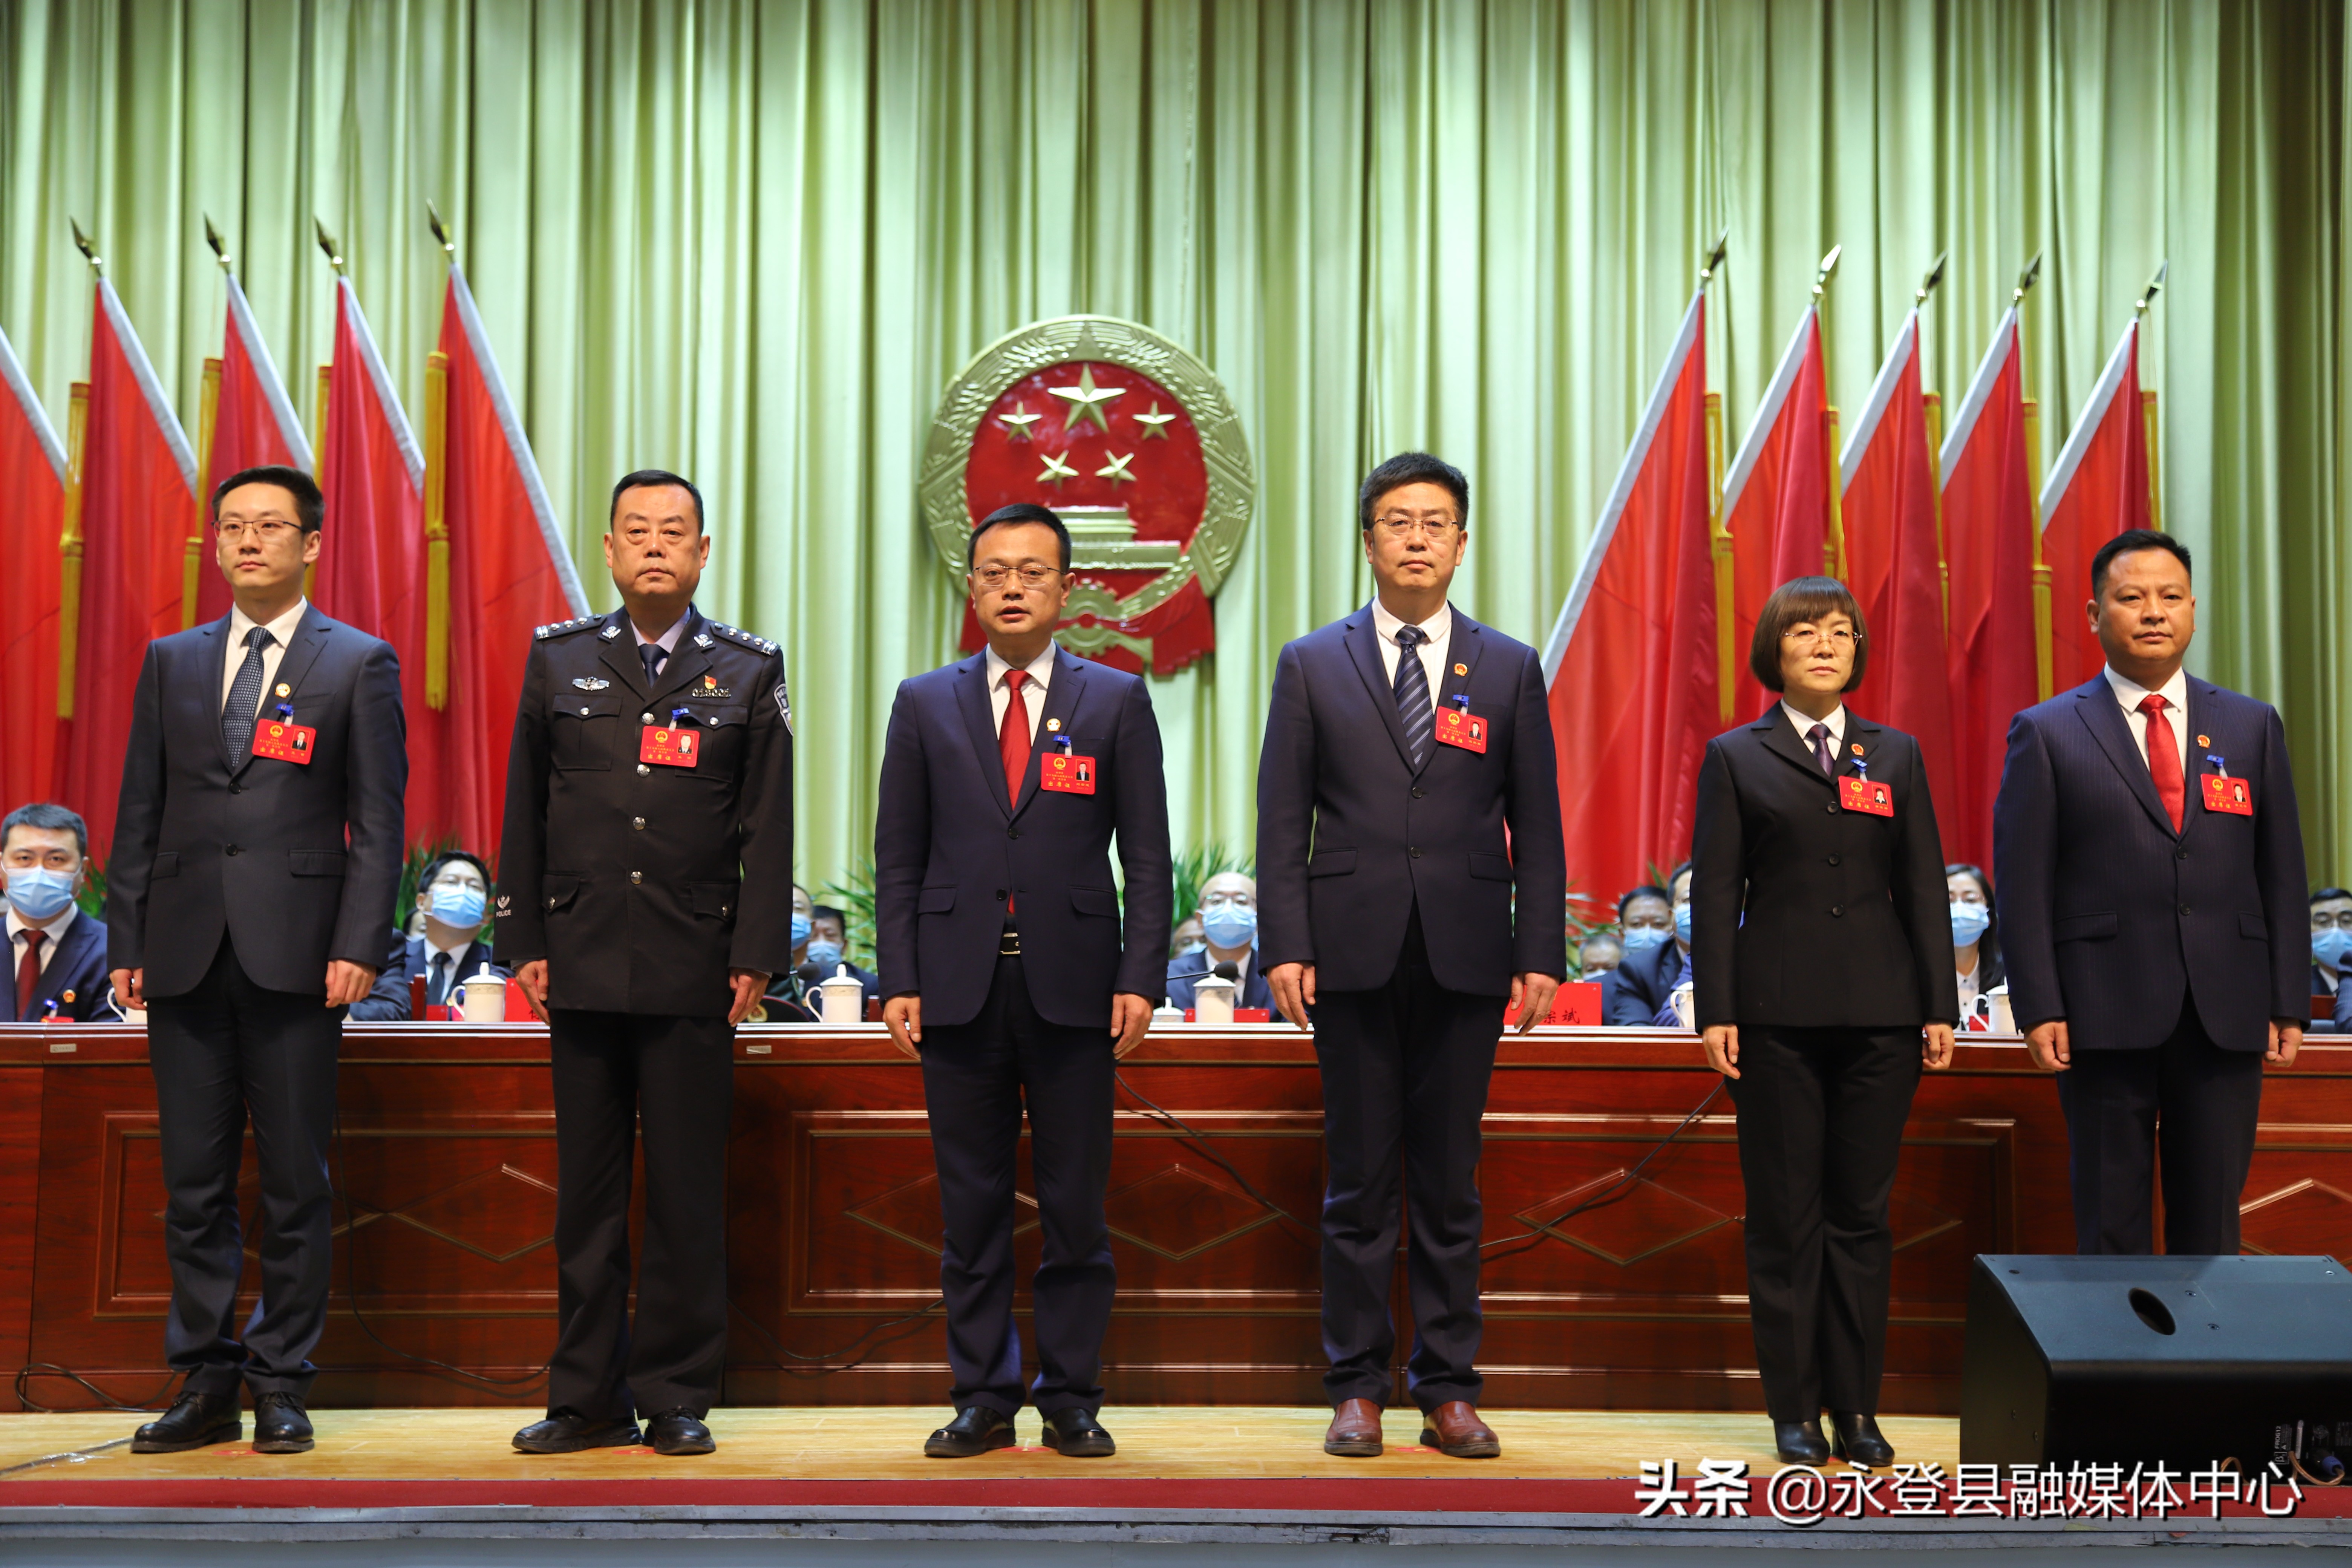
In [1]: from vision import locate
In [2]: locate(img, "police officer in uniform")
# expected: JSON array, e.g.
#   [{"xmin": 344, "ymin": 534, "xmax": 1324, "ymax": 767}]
[{"xmin": 497, "ymin": 470, "xmax": 793, "ymax": 1458}]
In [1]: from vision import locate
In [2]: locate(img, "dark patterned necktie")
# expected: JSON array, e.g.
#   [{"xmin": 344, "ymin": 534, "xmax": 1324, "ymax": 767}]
[
  {"xmin": 640, "ymin": 643, "xmax": 667, "ymax": 685},
  {"xmin": 1808, "ymin": 722, "xmax": 1835, "ymax": 776},
  {"xmin": 222, "ymin": 626, "xmax": 273, "ymax": 759},
  {"xmin": 1393, "ymin": 626, "xmax": 1433, "ymax": 769}
]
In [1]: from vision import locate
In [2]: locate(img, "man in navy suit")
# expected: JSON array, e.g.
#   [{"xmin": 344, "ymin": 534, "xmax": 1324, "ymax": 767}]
[
  {"xmin": 4, "ymin": 803, "xmax": 114, "ymax": 1021},
  {"xmin": 1257, "ymin": 452, "xmax": 1567, "ymax": 1460},
  {"xmin": 107, "ymin": 465, "xmax": 407, "ymax": 1455},
  {"xmin": 350, "ymin": 850, "xmax": 504, "ymax": 1020},
  {"xmin": 1995, "ymin": 529, "xmax": 2308, "ymax": 1256},
  {"xmin": 1164, "ymin": 870, "xmax": 1275, "ymax": 1012},
  {"xmin": 876, "ymin": 503, "xmax": 1171, "ymax": 1460}
]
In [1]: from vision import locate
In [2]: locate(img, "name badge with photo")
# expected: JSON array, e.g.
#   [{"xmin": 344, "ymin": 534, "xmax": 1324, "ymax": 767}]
[
  {"xmin": 1839, "ymin": 776, "xmax": 1893, "ymax": 817},
  {"xmin": 1435, "ymin": 707, "xmax": 1488, "ymax": 754},
  {"xmin": 251, "ymin": 715, "xmax": 316, "ymax": 765},
  {"xmin": 1039, "ymin": 752, "xmax": 1098, "ymax": 795},
  {"xmin": 2201, "ymin": 773, "xmax": 2253, "ymax": 816},
  {"xmin": 640, "ymin": 725, "xmax": 701, "ymax": 768}
]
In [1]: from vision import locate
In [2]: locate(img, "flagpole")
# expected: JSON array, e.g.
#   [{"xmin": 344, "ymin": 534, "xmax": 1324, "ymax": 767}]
[
  {"xmin": 1814, "ymin": 244, "xmax": 1845, "ymax": 580},
  {"xmin": 2136, "ymin": 261, "xmax": 2167, "ymax": 532},
  {"xmin": 2014, "ymin": 254, "xmax": 2050, "ymax": 702},
  {"xmin": 1917, "ymin": 254, "xmax": 1949, "ymax": 637},
  {"xmin": 59, "ymin": 221, "xmax": 103, "ymax": 721},
  {"xmin": 423, "ymin": 202, "xmax": 458, "ymax": 710},
  {"xmin": 1699, "ymin": 230, "xmax": 1735, "ymax": 722},
  {"xmin": 311, "ymin": 220, "xmax": 348, "ymax": 603}
]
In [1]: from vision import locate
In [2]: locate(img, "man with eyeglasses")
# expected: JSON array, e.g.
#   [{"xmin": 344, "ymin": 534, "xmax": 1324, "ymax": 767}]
[
  {"xmin": 1256, "ymin": 452, "xmax": 1566, "ymax": 1460},
  {"xmin": 875, "ymin": 502, "xmax": 1171, "ymax": 1459},
  {"xmin": 106, "ymin": 464, "xmax": 407, "ymax": 1457},
  {"xmin": 2311, "ymin": 887, "xmax": 2352, "ymax": 1033}
]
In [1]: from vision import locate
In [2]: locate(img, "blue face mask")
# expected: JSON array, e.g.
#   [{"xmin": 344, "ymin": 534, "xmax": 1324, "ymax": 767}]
[
  {"xmin": 4, "ymin": 867, "xmax": 76, "ymax": 923},
  {"xmin": 2315, "ymin": 927, "xmax": 2352, "ymax": 971},
  {"xmin": 1202, "ymin": 905, "xmax": 1257, "ymax": 951},
  {"xmin": 1672, "ymin": 903, "xmax": 1693, "ymax": 945},
  {"xmin": 792, "ymin": 912, "xmax": 813, "ymax": 947},
  {"xmin": 427, "ymin": 881, "xmax": 487, "ymax": 931},
  {"xmin": 1950, "ymin": 901, "xmax": 1992, "ymax": 947},
  {"xmin": 805, "ymin": 939, "xmax": 844, "ymax": 971},
  {"xmin": 1622, "ymin": 926, "xmax": 1670, "ymax": 952}
]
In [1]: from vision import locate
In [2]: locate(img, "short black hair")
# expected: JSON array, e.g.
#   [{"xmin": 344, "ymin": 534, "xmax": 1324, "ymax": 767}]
[
  {"xmin": 1750, "ymin": 576, "xmax": 1870, "ymax": 693},
  {"xmin": 2, "ymin": 802, "xmax": 88, "ymax": 860},
  {"xmin": 1359, "ymin": 451, "xmax": 1470, "ymax": 532},
  {"xmin": 2091, "ymin": 528, "xmax": 2192, "ymax": 598},
  {"xmin": 968, "ymin": 502, "xmax": 1072, "ymax": 571},
  {"xmin": 811, "ymin": 904, "xmax": 847, "ymax": 926},
  {"xmin": 2315, "ymin": 887, "xmax": 2352, "ymax": 905},
  {"xmin": 610, "ymin": 469, "xmax": 705, "ymax": 534},
  {"xmin": 1617, "ymin": 884, "xmax": 1670, "ymax": 921},
  {"xmin": 212, "ymin": 464, "xmax": 324, "ymax": 532},
  {"xmin": 418, "ymin": 850, "xmax": 492, "ymax": 897},
  {"xmin": 1667, "ymin": 859, "xmax": 1693, "ymax": 896}
]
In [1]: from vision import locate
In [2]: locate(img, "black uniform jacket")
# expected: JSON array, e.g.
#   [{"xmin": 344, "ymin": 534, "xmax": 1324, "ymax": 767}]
[
  {"xmin": 1690, "ymin": 709, "xmax": 1957, "ymax": 1031},
  {"xmin": 495, "ymin": 606, "xmax": 795, "ymax": 1016}
]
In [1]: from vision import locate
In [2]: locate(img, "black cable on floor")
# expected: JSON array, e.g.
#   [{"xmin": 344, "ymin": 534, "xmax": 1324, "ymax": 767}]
[{"xmin": 12, "ymin": 1364, "xmax": 182, "ymax": 1414}]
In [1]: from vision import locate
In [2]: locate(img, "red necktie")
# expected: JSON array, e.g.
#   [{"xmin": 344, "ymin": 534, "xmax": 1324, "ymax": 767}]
[
  {"xmin": 999, "ymin": 670, "xmax": 1032, "ymax": 806},
  {"xmin": 16, "ymin": 929, "xmax": 44, "ymax": 1020},
  {"xmin": 2139, "ymin": 694, "xmax": 2184, "ymax": 831}
]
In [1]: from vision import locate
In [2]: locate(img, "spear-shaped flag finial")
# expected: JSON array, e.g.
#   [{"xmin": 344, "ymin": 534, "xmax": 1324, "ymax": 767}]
[
  {"xmin": 70, "ymin": 218, "xmax": 102, "ymax": 276},
  {"xmin": 314, "ymin": 217, "xmax": 347, "ymax": 276},
  {"xmin": 426, "ymin": 199, "xmax": 456, "ymax": 259}
]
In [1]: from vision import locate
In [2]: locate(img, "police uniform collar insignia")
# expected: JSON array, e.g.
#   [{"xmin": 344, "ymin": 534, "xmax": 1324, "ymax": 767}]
[
  {"xmin": 694, "ymin": 633, "xmax": 715, "ymax": 649},
  {"xmin": 573, "ymin": 676, "xmax": 610, "ymax": 691},
  {"xmin": 600, "ymin": 623, "xmax": 623, "ymax": 640}
]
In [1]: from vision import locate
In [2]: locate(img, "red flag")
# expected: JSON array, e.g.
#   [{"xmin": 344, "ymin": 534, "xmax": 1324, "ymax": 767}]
[
  {"xmin": 2039, "ymin": 320, "xmax": 2149, "ymax": 691},
  {"xmin": 430, "ymin": 263, "xmax": 591, "ymax": 856},
  {"xmin": 1542, "ymin": 289, "xmax": 1715, "ymax": 916},
  {"xmin": 59, "ymin": 281, "xmax": 200, "ymax": 859},
  {"xmin": 0, "ymin": 325, "xmax": 67, "ymax": 808},
  {"xmin": 316, "ymin": 277, "xmax": 437, "ymax": 839},
  {"xmin": 1722, "ymin": 305, "xmax": 1834, "ymax": 721},
  {"xmin": 1838, "ymin": 309, "xmax": 1958, "ymax": 833},
  {"xmin": 190, "ymin": 273, "xmax": 312, "ymax": 625},
  {"xmin": 1937, "ymin": 306, "xmax": 2039, "ymax": 868}
]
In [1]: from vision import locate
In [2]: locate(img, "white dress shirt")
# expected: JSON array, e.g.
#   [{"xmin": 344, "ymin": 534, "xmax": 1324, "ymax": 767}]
[
  {"xmin": 8, "ymin": 904, "xmax": 75, "ymax": 979},
  {"xmin": 984, "ymin": 642, "xmax": 1059, "ymax": 744},
  {"xmin": 1370, "ymin": 598, "xmax": 1452, "ymax": 690},
  {"xmin": 424, "ymin": 934, "xmax": 480, "ymax": 1005},
  {"xmin": 2102, "ymin": 664, "xmax": 2192, "ymax": 777},
  {"xmin": 1780, "ymin": 701, "xmax": 1848, "ymax": 765},
  {"xmin": 219, "ymin": 598, "xmax": 312, "ymax": 717}
]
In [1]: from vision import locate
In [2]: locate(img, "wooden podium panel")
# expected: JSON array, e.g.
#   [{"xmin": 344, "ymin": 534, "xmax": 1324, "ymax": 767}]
[{"xmin": 6, "ymin": 1023, "xmax": 2351, "ymax": 1414}]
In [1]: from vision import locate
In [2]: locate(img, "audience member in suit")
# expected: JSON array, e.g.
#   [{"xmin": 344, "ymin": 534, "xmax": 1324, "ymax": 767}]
[
  {"xmin": 106, "ymin": 466, "xmax": 407, "ymax": 1457},
  {"xmin": 1995, "ymin": 530, "xmax": 2308, "ymax": 1259},
  {"xmin": 5, "ymin": 803, "xmax": 116, "ymax": 1021},
  {"xmin": 1692, "ymin": 576, "xmax": 1956, "ymax": 1469},
  {"xmin": 759, "ymin": 885, "xmax": 822, "ymax": 1020},
  {"xmin": 1946, "ymin": 864, "xmax": 2007, "ymax": 1030},
  {"xmin": 2309, "ymin": 887, "xmax": 2351, "ymax": 1034},
  {"xmin": 1164, "ymin": 871, "xmax": 1274, "ymax": 1012},
  {"xmin": 790, "ymin": 903, "xmax": 880, "ymax": 1009},
  {"xmin": 349, "ymin": 851, "xmax": 504, "ymax": 1020},
  {"xmin": 1606, "ymin": 884, "xmax": 1674, "ymax": 1025},
  {"xmin": 1257, "ymin": 452, "xmax": 1566, "ymax": 1461},
  {"xmin": 876, "ymin": 504, "xmax": 1172, "ymax": 1460},
  {"xmin": 1579, "ymin": 931, "xmax": 1625, "ymax": 1022}
]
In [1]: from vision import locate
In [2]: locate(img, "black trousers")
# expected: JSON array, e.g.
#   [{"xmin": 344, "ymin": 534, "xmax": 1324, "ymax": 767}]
[
  {"xmin": 145, "ymin": 933, "xmax": 341, "ymax": 1398},
  {"xmin": 1726, "ymin": 1025, "xmax": 1921, "ymax": 1422},
  {"xmin": 547, "ymin": 1009, "xmax": 734, "ymax": 1420},
  {"xmin": 919, "ymin": 954, "xmax": 1115, "ymax": 1418},
  {"xmin": 1310, "ymin": 908, "xmax": 1505, "ymax": 1412},
  {"xmin": 2058, "ymin": 1004, "xmax": 2265, "ymax": 1255}
]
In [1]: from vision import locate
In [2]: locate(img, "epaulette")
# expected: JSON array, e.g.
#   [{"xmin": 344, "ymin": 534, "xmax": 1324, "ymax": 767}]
[
  {"xmin": 704, "ymin": 622, "xmax": 779, "ymax": 655},
  {"xmin": 534, "ymin": 615, "xmax": 603, "ymax": 640}
]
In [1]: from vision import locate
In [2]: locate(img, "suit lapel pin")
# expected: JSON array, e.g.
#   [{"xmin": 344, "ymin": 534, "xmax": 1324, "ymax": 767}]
[
  {"xmin": 274, "ymin": 683, "xmax": 292, "ymax": 698},
  {"xmin": 1851, "ymin": 743, "xmax": 1864, "ymax": 756},
  {"xmin": 2197, "ymin": 734, "xmax": 2210, "ymax": 747},
  {"xmin": 1046, "ymin": 718, "xmax": 1062, "ymax": 733},
  {"xmin": 1453, "ymin": 663, "xmax": 1468, "ymax": 676}
]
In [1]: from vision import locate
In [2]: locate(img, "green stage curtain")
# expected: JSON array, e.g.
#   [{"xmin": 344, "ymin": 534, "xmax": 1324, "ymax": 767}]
[{"xmin": 3, "ymin": 0, "xmax": 2346, "ymax": 887}]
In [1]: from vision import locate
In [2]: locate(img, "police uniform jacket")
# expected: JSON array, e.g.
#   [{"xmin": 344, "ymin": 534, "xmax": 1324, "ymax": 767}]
[{"xmin": 495, "ymin": 606, "xmax": 795, "ymax": 1015}]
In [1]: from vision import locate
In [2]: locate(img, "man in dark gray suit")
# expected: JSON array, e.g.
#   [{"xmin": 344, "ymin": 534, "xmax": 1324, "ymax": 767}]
[{"xmin": 107, "ymin": 465, "xmax": 406, "ymax": 1455}]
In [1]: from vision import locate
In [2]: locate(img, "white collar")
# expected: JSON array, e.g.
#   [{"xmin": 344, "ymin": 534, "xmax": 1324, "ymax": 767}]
[
  {"xmin": 1370, "ymin": 597, "xmax": 1452, "ymax": 647},
  {"xmin": 985, "ymin": 641, "xmax": 1060, "ymax": 691},
  {"xmin": 7, "ymin": 903, "xmax": 76, "ymax": 947},
  {"xmin": 425, "ymin": 932, "xmax": 479, "ymax": 972},
  {"xmin": 227, "ymin": 596, "xmax": 310, "ymax": 651},
  {"xmin": 2103, "ymin": 663, "xmax": 2190, "ymax": 717},
  {"xmin": 1780, "ymin": 701, "xmax": 1847, "ymax": 749}
]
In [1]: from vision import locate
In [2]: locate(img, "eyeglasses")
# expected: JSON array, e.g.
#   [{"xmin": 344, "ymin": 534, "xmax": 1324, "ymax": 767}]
[
  {"xmin": 1370, "ymin": 516, "xmax": 1461, "ymax": 540},
  {"xmin": 2314, "ymin": 910, "xmax": 2352, "ymax": 930},
  {"xmin": 971, "ymin": 564, "xmax": 1062, "ymax": 591},
  {"xmin": 215, "ymin": 518, "xmax": 303, "ymax": 544},
  {"xmin": 1781, "ymin": 627, "xmax": 1858, "ymax": 648}
]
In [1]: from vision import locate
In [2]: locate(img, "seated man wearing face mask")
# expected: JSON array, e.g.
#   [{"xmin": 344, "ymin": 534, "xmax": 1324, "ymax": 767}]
[
  {"xmin": 1607, "ymin": 867, "xmax": 1697, "ymax": 1027},
  {"xmin": 350, "ymin": 851, "xmax": 505, "ymax": 1020},
  {"xmin": 5, "ymin": 803, "xmax": 116, "ymax": 1021},
  {"xmin": 796, "ymin": 903, "xmax": 879, "ymax": 1009},
  {"xmin": 1165, "ymin": 870, "xmax": 1275, "ymax": 1012}
]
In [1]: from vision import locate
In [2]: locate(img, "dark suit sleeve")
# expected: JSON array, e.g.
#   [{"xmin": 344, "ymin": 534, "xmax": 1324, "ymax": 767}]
[
  {"xmin": 1992, "ymin": 710, "xmax": 2062, "ymax": 1034},
  {"xmin": 1689, "ymin": 738, "xmax": 1743, "ymax": 1030},
  {"xmin": 493, "ymin": 641, "xmax": 554, "ymax": 967},
  {"xmin": 872, "ymin": 681, "xmax": 927, "ymax": 999},
  {"xmin": 103, "ymin": 644, "xmax": 168, "ymax": 975},
  {"xmin": 2336, "ymin": 982, "xmax": 2352, "ymax": 1033},
  {"xmin": 1254, "ymin": 643, "xmax": 1317, "ymax": 971},
  {"xmin": 347, "ymin": 933, "xmax": 415, "ymax": 1021},
  {"xmin": 1111, "ymin": 675, "xmax": 1173, "ymax": 1000},
  {"xmin": 332, "ymin": 639, "xmax": 409, "ymax": 973},
  {"xmin": 729, "ymin": 649, "xmax": 797, "ymax": 980},
  {"xmin": 2254, "ymin": 702, "xmax": 2311, "ymax": 1022},
  {"xmin": 1893, "ymin": 736, "xmax": 1962, "ymax": 1025},
  {"xmin": 1606, "ymin": 940, "xmax": 1668, "ymax": 1026},
  {"xmin": 1505, "ymin": 646, "xmax": 1568, "ymax": 980}
]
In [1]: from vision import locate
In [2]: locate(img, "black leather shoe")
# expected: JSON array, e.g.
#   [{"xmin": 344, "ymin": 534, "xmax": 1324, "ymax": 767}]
[
  {"xmin": 1831, "ymin": 1411, "xmax": 1895, "ymax": 1467},
  {"xmin": 646, "ymin": 1408, "xmax": 715, "ymax": 1456},
  {"xmin": 1040, "ymin": 1408, "xmax": 1116, "ymax": 1457},
  {"xmin": 1774, "ymin": 1417, "xmax": 1831, "ymax": 1465},
  {"xmin": 132, "ymin": 1391, "xmax": 242, "ymax": 1453},
  {"xmin": 251, "ymin": 1391, "xmax": 315, "ymax": 1453},
  {"xmin": 512, "ymin": 1408, "xmax": 644, "ymax": 1453},
  {"xmin": 925, "ymin": 1406, "xmax": 1016, "ymax": 1458}
]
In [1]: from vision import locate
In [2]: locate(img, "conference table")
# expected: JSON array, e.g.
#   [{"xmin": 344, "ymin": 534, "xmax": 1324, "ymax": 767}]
[{"xmin": 6, "ymin": 1020, "xmax": 2349, "ymax": 1416}]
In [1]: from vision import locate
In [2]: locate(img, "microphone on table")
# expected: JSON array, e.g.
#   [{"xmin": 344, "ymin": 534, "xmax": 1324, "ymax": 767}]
[{"xmin": 1214, "ymin": 961, "xmax": 1240, "ymax": 983}]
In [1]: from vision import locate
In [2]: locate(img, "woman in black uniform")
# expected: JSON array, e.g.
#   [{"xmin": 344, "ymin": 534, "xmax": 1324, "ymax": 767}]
[{"xmin": 1690, "ymin": 577, "xmax": 1957, "ymax": 1467}]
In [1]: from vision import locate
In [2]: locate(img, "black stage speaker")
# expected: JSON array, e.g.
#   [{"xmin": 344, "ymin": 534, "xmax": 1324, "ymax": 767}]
[{"xmin": 1962, "ymin": 1254, "xmax": 2352, "ymax": 1467}]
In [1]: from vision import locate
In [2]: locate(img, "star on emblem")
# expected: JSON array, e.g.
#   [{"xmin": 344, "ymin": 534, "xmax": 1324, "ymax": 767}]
[
  {"xmin": 1133, "ymin": 401, "xmax": 1177, "ymax": 439},
  {"xmin": 1037, "ymin": 450, "xmax": 1078, "ymax": 487},
  {"xmin": 1095, "ymin": 451, "xmax": 1138, "ymax": 486},
  {"xmin": 1048, "ymin": 366, "xmax": 1124, "ymax": 435},
  {"xmin": 999, "ymin": 403, "xmax": 1043, "ymax": 442}
]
